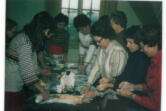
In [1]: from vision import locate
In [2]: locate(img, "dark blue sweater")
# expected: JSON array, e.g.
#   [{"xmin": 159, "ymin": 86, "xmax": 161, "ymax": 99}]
[
  {"xmin": 113, "ymin": 50, "xmax": 150, "ymax": 110},
  {"xmin": 114, "ymin": 50, "xmax": 150, "ymax": 90}
]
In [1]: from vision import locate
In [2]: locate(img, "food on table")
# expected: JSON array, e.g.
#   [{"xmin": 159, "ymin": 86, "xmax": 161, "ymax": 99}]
[{"xmin": 55, "ymin": 94, "xmax": 90, "ymax": 104}]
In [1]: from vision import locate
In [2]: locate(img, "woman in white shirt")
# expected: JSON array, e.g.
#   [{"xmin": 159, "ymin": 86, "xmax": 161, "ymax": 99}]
[
  {"xmin": 81, "ymin": 20, "xmax": 128, "ymax": 99},
  {"xmin": 74, "ymin": 14, "xmax": 97, "ymax": 74}
]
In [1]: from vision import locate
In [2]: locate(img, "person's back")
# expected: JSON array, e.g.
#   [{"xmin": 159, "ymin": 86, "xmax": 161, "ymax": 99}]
[{"xmin": 6, "ymin": 32, "xmax": 39, "ymax": 92}]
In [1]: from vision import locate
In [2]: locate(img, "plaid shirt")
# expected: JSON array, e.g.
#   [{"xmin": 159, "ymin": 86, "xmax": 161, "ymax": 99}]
[{"xmin": 134, "ymin": 51, "xmax": 162, "ymax": 111}]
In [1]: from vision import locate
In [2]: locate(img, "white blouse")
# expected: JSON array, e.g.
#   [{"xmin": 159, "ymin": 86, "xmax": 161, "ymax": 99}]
[
  {"xmin": 78, "ymin": 32, "xmax": 96, "ymax": 63},
  {"xmin": 88, "ymin": 40, "xmax": 128, "ymax": 85}
]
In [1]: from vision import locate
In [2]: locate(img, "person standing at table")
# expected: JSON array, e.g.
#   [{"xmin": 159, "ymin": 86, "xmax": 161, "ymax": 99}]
[
  {"xmin": 5, "ymin": 11, "xmax": 54, "ymax": 111},
  {"xmin": 117, "ymin": 25, "xmax": 161, "ymax": 111},
  {"xmin": 81, "ymin": 20, "xmax": 128, "ymax": 100},
  {"xmin": 73, "ymin": 14, "xmax": 97, "ymax": 74},
  {"xmin": 109, "ymin": 10, "xmax": 127, "ymax": 49},
  {"xmin": 97, "ymin": 25, "xmax": 150, "ymax": 111},
  {"xmin": 47, "ymin": 13, "xmax": 69, "ymax": 63}
]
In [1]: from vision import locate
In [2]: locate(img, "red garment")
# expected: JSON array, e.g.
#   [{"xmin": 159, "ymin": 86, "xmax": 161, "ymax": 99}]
[
  {"xmin": 134, "ymin": 51, "xmax": 162, "ymax": 111},
  {"xmin": 48, "ymin": 45, "xmax": 64, "ymax": 54},
  {"xmin": 5, "ymin": 90, "xmax": 24, "ymax": 111}
]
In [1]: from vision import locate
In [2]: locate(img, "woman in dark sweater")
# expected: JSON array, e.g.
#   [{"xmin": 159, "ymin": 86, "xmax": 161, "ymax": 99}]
[
  {"xmin": 113, "ymin": 26, "xmax": 150, "ymax": 89},
  {"xmin": 97, "ymin": 25, "xmax": 150, "ymax": 111}
]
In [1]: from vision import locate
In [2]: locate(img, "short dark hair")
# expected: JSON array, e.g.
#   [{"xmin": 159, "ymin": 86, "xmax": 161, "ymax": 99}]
[
  {"xmin": 91, "ymin": 20, "xmax": 115, "ymax": 40},
  {"xmin": 98, "ymin": 15, "xmax": 110, "ymax": 25},
  {"xmin": 73, "ymin": 14, "xmax": 91, "ymax": 30},
  {"xmin": 141, "ymin": 24, "xmax": 162, "ymax": 50},
  {"xmin": 110, "ymin": 10, "xmax": 127, "ymax": 28},
  {"xmin": 124, "ymin": 25, "xmax": 142, "ymax": 45},
  {"xmin": 54, "ymin": 13, "xmax": 69, "ymax": 26}
]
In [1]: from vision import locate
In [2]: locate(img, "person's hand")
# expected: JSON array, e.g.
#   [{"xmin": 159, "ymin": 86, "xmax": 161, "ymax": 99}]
[
  {"xmin": 96, "ymin": 83, "xmax": 113, "ymax": 91},
  {"xmin": 41, "ymin": 88, "xmax": 50, "ymax": 100},
  {"xmin": 119, "ymin": 81, "xmax": 135, "ymax": 90},
  {"xmin": 117, "ymin": 89, "xmax": 135, "ymax": 99},
  {"xmin": 99, "ymin": 77, "xmax": 113, "ymax": 84},
  {"xmin": 83, "ymin": 91, "xmax": 97, "ymax": 98},
  {"xmin": 80, "ymin": 86, "xmax": 90, "ymax": 95},
  {"xmin": 34, "ymin": 82, "xmax": 50, "ymax": 100},
  {"xmin": 97, "ymin": 84, "xmax": 108, "ymax": 91}
]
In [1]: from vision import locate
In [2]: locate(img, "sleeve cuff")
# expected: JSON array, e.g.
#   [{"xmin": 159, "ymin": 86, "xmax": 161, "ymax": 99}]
[
  {"xmin": 23, "ymin": 71, "xmax": 40, "ymax": 86},
  {"xmin": 25, "ymin": 79, "xmax": 39, "ymax": 86}
]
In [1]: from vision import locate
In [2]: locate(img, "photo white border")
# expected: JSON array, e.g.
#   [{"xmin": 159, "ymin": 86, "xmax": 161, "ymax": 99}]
[
  {"xmin": 0, "ymin": 0, "xmax": 5, "ymax": 111},
  {"xmin": 0, "ymin": 0, "xmax": 165, "ymax": 111}
]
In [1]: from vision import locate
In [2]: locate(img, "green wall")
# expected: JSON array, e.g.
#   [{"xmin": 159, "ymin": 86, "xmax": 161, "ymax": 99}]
[
  {"xmin": 117, "ymin": 1, "xmax": 162, "ymax": 28},
  {"xmin": 117, "ymin": 1, "xmax": 143, "ymax": 28},
  {"xmin": 6, "ymin": 0, "xmax": 162, "ymax": 32},
  {"xmin": 6, "ymin": 0, "xmax": 45, "ymax": 30}
]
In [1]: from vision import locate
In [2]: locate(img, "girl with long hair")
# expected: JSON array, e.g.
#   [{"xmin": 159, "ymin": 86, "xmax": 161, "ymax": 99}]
[{"xmin": 5, "ymin": 11, "xmax": 54, "ymax": 111}]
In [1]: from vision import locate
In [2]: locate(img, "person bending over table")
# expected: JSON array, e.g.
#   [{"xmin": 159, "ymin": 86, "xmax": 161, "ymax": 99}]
[
  {"xmin": 73, "ymin": 14, "xmax": 97, "ymax": 74},
  {"xmin": 5, "ymin": 11, "xmax": 55, "ymax": 111},
  {"xmin": 97, "ymin": 25, "xmax": 150, "ymax": 111},
  {"xmin": 117, "ymin": 25, "xmax": 161, "ymax": 111},
  {"xmin": 81, "ymin": 20, "xmax": 128, "ymax": 100}
]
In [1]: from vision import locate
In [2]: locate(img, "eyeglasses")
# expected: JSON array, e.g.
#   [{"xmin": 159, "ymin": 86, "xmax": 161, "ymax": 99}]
[{"xmin": 96, "ymin": 38, "xmax": 103, "ymax": 44}]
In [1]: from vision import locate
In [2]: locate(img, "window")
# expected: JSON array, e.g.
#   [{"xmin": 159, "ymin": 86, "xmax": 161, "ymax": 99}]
[
  {"xmin": 82, "ymin": 0, "xmax": 101, "ymax": 24},
  {"xmin": 62, "ymin": 0, "xmax": 101, "ymax": 38}
]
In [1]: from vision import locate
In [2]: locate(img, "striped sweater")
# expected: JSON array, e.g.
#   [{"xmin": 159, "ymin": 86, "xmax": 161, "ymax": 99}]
[
  {"xmin": 5, "ymin": 32, "xmax": 39, "ymax": 92},
  {"xmin": 46, "ymin": 29, "xmax": 69, "ymax": 54}
]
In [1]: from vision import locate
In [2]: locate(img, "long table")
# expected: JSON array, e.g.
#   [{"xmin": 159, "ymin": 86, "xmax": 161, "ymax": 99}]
[
  {"xmin": 22, "ymin": 96, "xmax": 103, "ymax": 111},
  {"xmin": 22, "ymin": 62, "xmax": 104, "ymax": 111},
  {"xmin": 22, "ymin": 62, "xmax": 126, "ymax": 111}
]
